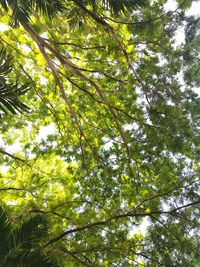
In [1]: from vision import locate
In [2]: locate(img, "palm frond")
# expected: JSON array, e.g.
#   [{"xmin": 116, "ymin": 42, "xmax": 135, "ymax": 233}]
[
  {"xmin": 34, "ymin": 0, "xmax": 65, "ymax": 19},
  {"xmin": 0, "ymin": 0, "xmax": 8, "ymax": 11},
  {"xmin": 10, "ymin": 215, "xmax": 58, "ymax": 267},
  {"xmin": 0, "ymin": 206, "xmax": 59, "ymax": 267},
  {"xmin": 106, "ymin": 0, "xmax": 147, "ymax": 13},
  {"xmin": 88, "ymin": 0, "xmax": 148, "ymax": 13},
  {"xmin": 0, "ymin": 47, "xmax": 12, "ymax": 75},
  {"xmin": 39, "ymin": 255, "xmax": 60, "ymax": 267},
  {"xmin": 4, "ymin": 247, "xmax": 59, "ymax": 267},
  {"xmin": 0, "ymin": 46, "xmax": 31, "ymax": 116},
  {"xmin": 0, "ymin": 206, "xmax": 12, "ymax": 258},
  {"xmin": 0, "ymin": 0, "xmax": 65, "ymax": 24},
  {"xmin": 13, "ymin": 215, "xmax": 49, "ymax": 249},
  {"xmin": 20, "ymin": 253, "xmax": 60, "ymax": 267}
]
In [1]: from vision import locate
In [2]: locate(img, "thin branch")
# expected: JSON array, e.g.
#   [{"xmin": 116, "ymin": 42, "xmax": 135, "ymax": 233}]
[
  {"xmin": 52, "ymin": 247, "xmax": 92, "ymax": 267},
  {"xmin": 22, "ymin": 22, "xmax": 130, "ymax": 157},
  {"xmin": 43, "ymin": 38, "xmax": 106, "ymax": 50},
  {"xmin": 43, "ymin": 199, "xmax": 200, "ymax": 248},
  {"xmin": 0, "ymin": 148, "xmax": 32, "ymax": 167},
  {"xmin": 16, "ymin": 208, "xmax": 70, "ymax": 221},
  {"xmin": 102, "ymin": 0, "xmax": 187, "ymax": 26}
]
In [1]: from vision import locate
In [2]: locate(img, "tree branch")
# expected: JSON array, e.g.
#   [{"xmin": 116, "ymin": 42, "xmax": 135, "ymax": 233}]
[
  {"xmin": 0, "ymin": 148, "xmax": 31, "ymax": 167},
  {"xmin": 43, "ymin": 199, "xmax": 200, "ymax": 248}
]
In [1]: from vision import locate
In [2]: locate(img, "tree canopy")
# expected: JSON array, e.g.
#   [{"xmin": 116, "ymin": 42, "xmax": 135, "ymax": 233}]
[{"xmin": 0, "ymin": 0, "xmax": 200, "ymax": 266}]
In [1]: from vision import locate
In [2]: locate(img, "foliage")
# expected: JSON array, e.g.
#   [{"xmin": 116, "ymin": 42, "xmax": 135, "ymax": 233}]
[
  {"xmin": 0, "ymin": 205, "xmax": 58, "ymax": 267},
  {"xmin": 0, "ymin": 0, "xmax": 65, "ymax": 24},
  {"xmin": 0, "ymin": 0, "xmax": 199, "ymax": 266},
  {"xmin": 184, "ymin": 16, "xmax": 200, "ymax": 87},
  {"xmin": 0, "ymin": 46, "xmax": 31, "ymax": 116}
]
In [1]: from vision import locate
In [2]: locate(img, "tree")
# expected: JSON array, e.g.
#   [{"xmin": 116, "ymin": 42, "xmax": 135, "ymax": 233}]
[
  {"xmin": 0, "ymin": 0, "xmax": 200, "ymax": 266},
  {"xmin": 0, "ymin": 205, "xmax": 58, "ymax": 267},
  {"xmin": 183, "ymin": 15, "xmax": 200, "ymax": 87}
]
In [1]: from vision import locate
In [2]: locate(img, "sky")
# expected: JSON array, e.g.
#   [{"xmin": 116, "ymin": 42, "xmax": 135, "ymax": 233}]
[
  {"xmin": 165, "ymin": 0, "xmax": 200, "ymax": 45},
  {"xmin": 165, "ymin": 0, "xmax": 200, "ymax": 16}
]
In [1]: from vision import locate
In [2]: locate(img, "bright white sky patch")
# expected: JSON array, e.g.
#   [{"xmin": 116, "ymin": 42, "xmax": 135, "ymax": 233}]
[
  {"xmin": 39, "ymin": 75, "xmax": 48, "ymax": 85},
  {"xmin": 164, "ymin": 0, "xmax": 177, "ymax": 11},
  {"xmin": 0, "ymin": 164, "xmax": 9, "ymax": 174},
  {"xmin": 129, "ymin": 217, "xmax": 150, "ymax": 236},
  {"xmin": 186, "ymin": 1, "xmax": 200, "ymax": 16},
  {"xmin": 21, "ymin": 44, "xmax": 32, "ymax": 53},
  {"xmin": 0, "ymin": 23, "xmax": 8, "ymax": 32},
  {"xmin": 36, "ymin": 122, "xmax": 56, "ymax": 142},
  {"xmin": 165, "ymin": 0, "xmax": 200, "ymax": 15}
]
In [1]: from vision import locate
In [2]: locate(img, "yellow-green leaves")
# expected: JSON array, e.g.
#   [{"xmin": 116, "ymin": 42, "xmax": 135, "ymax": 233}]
[{"xmin": 0, "ymin": 1, "xmax": 199, "ymax": 266}]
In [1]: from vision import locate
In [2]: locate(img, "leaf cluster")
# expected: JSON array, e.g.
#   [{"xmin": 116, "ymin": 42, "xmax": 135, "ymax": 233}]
[
  {"xmin": 0, "ymin": 46, "xmax": 31, "ymax": 116},
  {"xmin": 0, "ymin": 205, "xmax": 58, "ymax": 267}
]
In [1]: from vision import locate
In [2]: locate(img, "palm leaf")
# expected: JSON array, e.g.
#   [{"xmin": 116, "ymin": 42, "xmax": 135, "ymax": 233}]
[
  {"xmin": 0, "ymin": 0, "xmax": 8, "ymax": 11},
  {"xmin": 1, "ymin": 0, "xmax": 147, "ymax": 24},
  {"xmin": 13, "ymin": 215, "xmax": 49, "ymax": 250},
  {"xmin": 0, "ymin": 46, "xmax": 31, "ymax": 116},
  {"xmin": 87, "ymin": 0, "xmax": 147, "ymax": 13},
  {"xmin": 16, "ymin": 253, "xmax": 60, "ymax": 267},
  {"xmin": 0, "ymin": 0, "xmax": 65, "ymax": 24},
  {"xmin": 0, "ymin": 206, "xmax": 12, "ymax": 259},
  {"xmin": 34, "ymin": 0, "xmax": 65, "ymax": 18},
  {"xmin": 0, "ymin": 206, "xmax": 59, "ymax": 267},
  {"xmin": 7, "ymin": 215, "xmax": 52, "ymax": 267}
]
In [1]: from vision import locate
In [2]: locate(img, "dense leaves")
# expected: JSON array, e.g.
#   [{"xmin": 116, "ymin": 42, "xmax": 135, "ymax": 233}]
[
  {"xmin": 0, "ymin": 46, "xmax": 31, "ymax": 115},
  {"xmin": 0, "ymin": 205, "xmax": 58, "ymax": 267},
  {"xmin": 0, "ymin": 0, "xmax": 65, "ymax": 24},
  {"xmin": 0, "ymin": 0, "xmax": 199, "ymax": 266},
  {"xmin": 184, "ymin": 16, "xmax": 200, "ymax": 87}
]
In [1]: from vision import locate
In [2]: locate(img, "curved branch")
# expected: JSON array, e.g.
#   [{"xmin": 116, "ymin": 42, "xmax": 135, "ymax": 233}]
[
  {"xmin": 0, "ymin": 148, "xmax": 31, "ymax": 167},
  {"xmin": 43, "ymin": 199, "xmax": 200, "ymax": 248}
]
